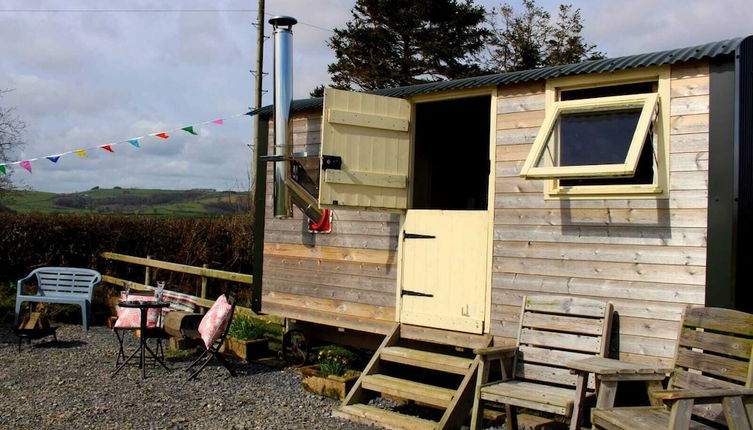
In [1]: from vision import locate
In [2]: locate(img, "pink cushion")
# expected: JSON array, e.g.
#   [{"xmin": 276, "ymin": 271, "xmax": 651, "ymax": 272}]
[
  {"xmin": 198, "ymin": 294, "xmax": 232, "ymax": 348},
  {"xmin": 113, "ymin": 295, "xmax": 160, "ymax": 329}
]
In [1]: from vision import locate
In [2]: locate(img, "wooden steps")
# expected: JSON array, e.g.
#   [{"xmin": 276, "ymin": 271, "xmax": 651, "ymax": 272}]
[
  {"xmin": 361, "ymin": 374, "xmax": 455, "ymax": 408},
  {"xmin": 336, "ymin": 323, "xmax": 492, "ymax": 430},
  {"xmin": 335, "ymin": 404, "xmax": 437, "ymax": 430},
  {"xmin": 380, "ymin": 346, "xmax": 474, "ymax": 374}
]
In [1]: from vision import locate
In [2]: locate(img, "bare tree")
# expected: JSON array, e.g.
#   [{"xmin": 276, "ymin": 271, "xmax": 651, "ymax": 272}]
[{"xmin": 0, "ymin": 89, "xmax": 26, "ymax": 196}]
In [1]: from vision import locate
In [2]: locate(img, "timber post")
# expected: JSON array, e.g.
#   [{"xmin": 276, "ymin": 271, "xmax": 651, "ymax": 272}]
[{"xmin": 144, "ymin": 255, "xmax": 151, "ymax": 286}]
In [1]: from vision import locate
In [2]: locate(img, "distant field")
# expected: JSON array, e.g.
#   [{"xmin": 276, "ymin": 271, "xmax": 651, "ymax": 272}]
[{"xmin": 1, "ymin": 188, "xmax": 249, "ymax": 217}]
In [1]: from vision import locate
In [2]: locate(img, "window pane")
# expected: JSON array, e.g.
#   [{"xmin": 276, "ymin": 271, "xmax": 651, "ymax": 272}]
[{"xmin": 559, "ymin": 109, "xmax": 642, "ymax": 166}]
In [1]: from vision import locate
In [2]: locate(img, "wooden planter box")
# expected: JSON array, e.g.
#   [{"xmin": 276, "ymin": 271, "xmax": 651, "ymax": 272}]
[
  {"xmin": 300, "ymin": 365, "xmax": 361, "ymax": 400},
  {"xmin": 222, "ymin": 337, "xmax": 269, "ymax": 361}
]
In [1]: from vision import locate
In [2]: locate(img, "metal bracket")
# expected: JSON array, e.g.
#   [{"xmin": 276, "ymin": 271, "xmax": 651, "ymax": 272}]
[
  {"xmin": 401, "ymin": 290, "xmax": 434, "ymax": 298},
  {"xmin": 403, "ymin": 231, "xmax": 436, "ymax": 240},
  {"xmin": 322, "ymin": 155, "xmax": 342, "ymax": 171}
]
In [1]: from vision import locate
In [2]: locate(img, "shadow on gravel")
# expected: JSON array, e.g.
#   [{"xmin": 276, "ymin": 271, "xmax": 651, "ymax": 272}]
[{"xmin": 35, "ymin": 340, "xmax": 87, "ymax": 349}]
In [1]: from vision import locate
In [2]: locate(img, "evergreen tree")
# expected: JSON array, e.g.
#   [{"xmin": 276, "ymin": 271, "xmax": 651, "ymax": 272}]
[
  {"xmin": 546, "ymin": 4, "xmax": 604, "ymax": 66},
  {"xmin": 327, "ymin": 0, "xmax": 490, "ymax": 91}
]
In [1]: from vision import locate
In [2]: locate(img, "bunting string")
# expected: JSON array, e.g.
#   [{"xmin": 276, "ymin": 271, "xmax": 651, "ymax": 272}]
[{"xmin": 0, "ymin": 112, "xmax": 250, "ymax": 175}]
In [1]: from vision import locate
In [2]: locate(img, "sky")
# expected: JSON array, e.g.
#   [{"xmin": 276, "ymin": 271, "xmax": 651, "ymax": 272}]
[{"xmin": 0, "ymin": 0, "xmax": 751, "ymax": 193}]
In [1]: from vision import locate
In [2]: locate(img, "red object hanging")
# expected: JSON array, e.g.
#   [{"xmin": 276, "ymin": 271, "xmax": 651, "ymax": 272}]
[{"xmin": 308, "ymin": 209, "xmax": 332, "ymax": 233}]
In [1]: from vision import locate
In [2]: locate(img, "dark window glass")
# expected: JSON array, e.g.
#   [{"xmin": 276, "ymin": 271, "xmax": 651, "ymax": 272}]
[
  {"xmin": 561, "ymin": 82, "xmax": 655, "ymax": 101},
  {"xmin": 558, "ymin": 109, "xmax": 642, "ymax": 166}
]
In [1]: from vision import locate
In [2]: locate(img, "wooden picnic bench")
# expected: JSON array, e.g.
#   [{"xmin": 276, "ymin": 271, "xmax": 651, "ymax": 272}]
[{"xmin": 14, "ymin": 267, "xmax": 102, "ymax": 330}]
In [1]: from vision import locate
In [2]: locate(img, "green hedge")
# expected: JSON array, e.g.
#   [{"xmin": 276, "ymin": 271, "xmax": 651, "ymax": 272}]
[{"xmin": 0, "ymin": 213, "xmax": 253, "ymax": 301}]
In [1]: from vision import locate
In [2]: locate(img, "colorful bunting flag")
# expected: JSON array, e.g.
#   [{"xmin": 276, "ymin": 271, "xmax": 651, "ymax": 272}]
[
  {"xmin": 19, "ymin": 160, "xmax": 32, "ymax": 173},
  {"xmin": 128, "ymin": 139, "xmax": 140, "ymax": 148},
  {"xmin": 100, "ymin": 145, "xmax": 115, "ymax": 153},
  {"xmin": 46, "ymin": 156, "xmax": 61, "ymax": 163},
  {"xmin": 0, "ymin": 165, "xmax": 6, "ymax": 175},
  {"xmin": 212, "ymin": 119, "xmax": 224, "ymax": 125},
  {"xmin": 155, "ymin": 132, "xmax": 169, "ymax": 139},
  {"xmin": 181, "ymin": 126, "xmax": 198, "ymax": 135},
  {"xmin": 74, "ymin": 150, "xmax": 88, "ymax": 157}
]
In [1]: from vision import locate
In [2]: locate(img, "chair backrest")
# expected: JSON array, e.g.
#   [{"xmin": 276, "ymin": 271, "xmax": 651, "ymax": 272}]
[
  {"xmin": 34, "ymin": 267, "xmax": 101, "ymax": 298},
  {"xmin": 668, "ymin": 307, "xmax": 753, "ymax": 423},
  {"xmin": 514, "ymin": 295, "xmax": 613, "ymax": 390}
]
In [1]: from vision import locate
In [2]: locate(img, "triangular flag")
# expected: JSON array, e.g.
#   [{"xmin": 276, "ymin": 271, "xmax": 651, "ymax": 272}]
[
  {"xmin": 155, "ymin": 132, "xmax": 169, "ymax": 139},
  {"xmin": 19, "ymin": 160, "xmax": 32, "ymax": 173},
  {"xmin": 46, "ymin": 156, "xmax": 61, "ymax": 163},
  {"xmin": 181, "ymin": 126, "xmax": 198, "ymax": 135},
  {"xmin": 74, "ymin": 150, "xmax": 88, "ymax": 157},
  {"xmin": 100, "ymin": 145, "xmax": 114, "ymax": 153},
  {"xmin": 0, "ymin": 165, "xmax": 6, "ymax": 175},
  {"xmin": 212, "ymin": 119, "xmax": 224, "ymax": 125},
  {"xmin": 128, "ymin": 139, "xmax": 140, "ymax": 148}
]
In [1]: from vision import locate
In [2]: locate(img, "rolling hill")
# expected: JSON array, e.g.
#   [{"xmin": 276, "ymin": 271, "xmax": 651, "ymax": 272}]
[{"xmin": 1, "ymin": 188, "xmax": 250, "ymax": 217}]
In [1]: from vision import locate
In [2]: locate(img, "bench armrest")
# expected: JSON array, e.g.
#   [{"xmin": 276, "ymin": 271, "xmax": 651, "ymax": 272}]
[
  {"xmin": 17, "ymin": 272, "xmax": 37, "ymax": 296},
  {"xmin": 653, "ymin": 388, "xmax": 753, "ymax": 402}
]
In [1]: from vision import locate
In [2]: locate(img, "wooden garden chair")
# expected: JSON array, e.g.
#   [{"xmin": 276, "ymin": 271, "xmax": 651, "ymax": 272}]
[
  {"xmin": 470, "ymin": 295, "xmax": 613, "ymax": 430},
  {"xmin": 589, "ymin": 307, "xmax": 753, "ymax": 430}
]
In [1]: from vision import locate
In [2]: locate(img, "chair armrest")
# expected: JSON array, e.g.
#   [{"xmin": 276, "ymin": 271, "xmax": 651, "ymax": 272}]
[
  {"xmin": 653, "ymin": 388, "xmax": 753, "ymax": 402},
  {"xmin": 473, "ymin": 345, "xmax": 518, "ymax": 359}
]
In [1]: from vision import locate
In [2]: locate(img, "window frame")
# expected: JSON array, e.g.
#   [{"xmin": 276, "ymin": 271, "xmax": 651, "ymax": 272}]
[
  {"xmin": 520, "ymin": 92, "xmax": 659, "ymax": 179},
  {"xmin": 524, "ymin": 66, "xmax": 670, "ymax": 199}
]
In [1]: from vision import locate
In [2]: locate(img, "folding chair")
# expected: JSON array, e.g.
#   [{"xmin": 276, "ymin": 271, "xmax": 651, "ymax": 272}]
[{"xmin": 185, "ymin": 292, "xmax": 237, "ymax": 381}]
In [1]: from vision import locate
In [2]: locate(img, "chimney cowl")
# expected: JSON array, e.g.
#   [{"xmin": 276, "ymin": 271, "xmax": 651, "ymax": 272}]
[{"xmin": 269, "ymin": 16, "xmax": 298, "ymax": 28}]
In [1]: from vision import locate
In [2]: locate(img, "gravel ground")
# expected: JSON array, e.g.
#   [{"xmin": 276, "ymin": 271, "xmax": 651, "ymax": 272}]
[{"xmin": 0, "ymin": 325, "xmax": 378, "ymax": 430}]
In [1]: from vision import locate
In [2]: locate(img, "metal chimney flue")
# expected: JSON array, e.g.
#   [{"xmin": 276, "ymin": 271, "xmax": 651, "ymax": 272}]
[{"xmin": 270, "ymin": 15, "xmax": 297, "ymax": 219}]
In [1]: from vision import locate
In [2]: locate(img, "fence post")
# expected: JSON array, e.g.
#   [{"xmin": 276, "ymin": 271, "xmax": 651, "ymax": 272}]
[
  {"xmin": 144, "ymin": 255, "xmax": 151, "ymax": 287},
  {"xmin": 200, "ymin": 264, "xmax": 208, "ymax": 314}
]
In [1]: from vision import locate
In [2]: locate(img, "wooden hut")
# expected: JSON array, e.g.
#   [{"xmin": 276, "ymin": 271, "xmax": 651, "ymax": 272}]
[{"xmin": 250, "ymin": 36, "xmax": 753, "ymax": 428}]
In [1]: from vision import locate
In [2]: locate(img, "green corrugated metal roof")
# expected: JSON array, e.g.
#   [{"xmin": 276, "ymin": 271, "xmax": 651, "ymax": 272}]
[{"xmin": 251, "ymin": 36, "xmax": 747, "ymax": 117}]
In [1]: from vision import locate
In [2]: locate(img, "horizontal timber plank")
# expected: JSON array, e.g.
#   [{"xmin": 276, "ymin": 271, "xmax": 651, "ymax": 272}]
[
  {"xmin": 361, "ymin": 374, "xmax": 455, "ymax": 409},
  {"xmin": 670, "ymin": 76, "xmax": 710, "ymax": 97},
  {"xmin": 491, "ymin": 289, "xmax": 689, "ymax": 321},
  {"xmin": 496, "ymin": 81, "xmax": 545, "ymax": 98},
  {"xmin": 493, "ymin": 224, "xmax": 708, "ymax": 247},
  {"xmin": 335, "ymin": 405, "xmax": 436, "ymax": 430},
  {"xmin": 496, "ymin": 126, "xmax": 540, "ymax": 145},
  {"xmin": 493, "ymin": 208, "xmax": 707, "ymax": 228},
  {"xmin": 496, "ymin": 110, "xmax": 545, "ymax": 130},
  {"xmin": 495, "ymin": 177, "xmax": 544, "ymax": 193},
  {"xmin": 670, "ymin": 133, "xmax": 709, "ymax": 154},
  {"xmin": 683, "ymin": 307, "xmax": 753, "ymax": 336},
  {"xmin": 517, "ymin": 345, "xmax": 594, "ymax": 368},
  {"xmin": 493, "ymin": 240, "xmax": 706, "ymax": 266},
  {"xmin": 671, "ymin": 62, "xmax": 709, "ymax": 80},
  {"xmin": 380, "ymin": 346, "xmax": 473, "ymax": 374},
  {"xmin": 262, "ymin": 262, "xmax": 395, "ymax": 293},
  {"xmin": 264, "ymin": 242, "xmax": 397, "ymax": 265},
  {"xmin": 401, "ymin": 324, "xmax": 491, "ymax": 349},
  {"xmin": 496, "ymin": 93, "xmax": 545, "ymax": 113},
  {"xmin": 679, "ymin": 327, "xmax": 753, "ymax": 359},
  {"xmin": 670, "ymin": 94, "xmax": 709, "ymax": 116},
  {"xmin": 519, "ymin": 328, "xmax": 601, "ymax": 354},
  {"xmin": 675, "ymin": 348, "xmax": 749, "ymax": 382},
  {"xmin": 670, "ymin": 113, "xmax": 709, "ymax": 135},
  {"xmin": 495, "ymin": 143, "xmax": 533, "ymax": 162},
  {"xmin": 522, "ymin": 312, "xmax": 604, "ymax": 335},
  {"xmin": 670, "ymin": 152, "xmax": 709, "ymax": 172},
  {"xmin": 494, "ymin": 190, "xmax": 709, "ymax": 209},
  {"xmin": 618, "ymin": 316, "xmax": 681, "ymax": 340},
  {"xmin": 261, "ymin": 299, "xmax": 395, "ymax": 334},
  {"xmin": 264, "ymin": 230, "xmax": 398, "ymax": 252},
  {"xmin": 264, "ymin": 278, "xmax": 395, "ymax": 307},
  {"xmin": 493, "ymin": 256, "xmax": 705, "ymax": 285},
  {"xmin": 101, "ymin": 252, "xmax": 252, "ymax": 284},
  {"xmin": 265, "ymin": 218, "xmax": 398, "ymax": 236},
  {"xmin": 669, "ymin": 170, "xmax": 708, "ymax": 191},
  {"xmin": 264, "ymin": 255, "xmax": 396, "ymax": 280},
  {"xmin": 263, "ymin": 290, "xmax": 394, "ymax": 322},
  {"xmin": 515, "ymin": 362, "xmax": 580, "ymax": 387},
  {"xmin": 618, "ymin": 333, "xmax": 678, "ymax": 358}
]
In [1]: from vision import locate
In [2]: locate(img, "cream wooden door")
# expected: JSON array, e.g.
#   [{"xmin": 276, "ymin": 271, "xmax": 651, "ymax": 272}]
[
  {"xmin": 319, "ymin": 88, "xmax": 412, "ymax": 211},
  {"xmin": 399, "ymin": 210, "xmax": 489, "ymax": 334}
]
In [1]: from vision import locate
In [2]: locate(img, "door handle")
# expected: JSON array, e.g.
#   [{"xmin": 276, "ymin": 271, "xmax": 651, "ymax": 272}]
[
  {"xmin": 403, "ymin": 231, "xmax": 436, "ymax": 240},
  {"xmin": 401, "ymin": 290, "xmax": 434, "ymax": 298}
]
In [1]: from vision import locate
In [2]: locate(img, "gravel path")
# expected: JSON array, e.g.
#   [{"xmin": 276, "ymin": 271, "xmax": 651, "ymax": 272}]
[{"xmin": 0, "ymin": 325, "xmax": 377, "ymax": 430}]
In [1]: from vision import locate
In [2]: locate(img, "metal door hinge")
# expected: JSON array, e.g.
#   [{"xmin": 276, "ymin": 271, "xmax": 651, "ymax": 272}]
[
  {"xmin": 401, "ymin": 290, "xmax": 434, "ymax": 298},
  {"xmin": 403, "ymin": 231, "xmax": 436, "ymax": 240}
]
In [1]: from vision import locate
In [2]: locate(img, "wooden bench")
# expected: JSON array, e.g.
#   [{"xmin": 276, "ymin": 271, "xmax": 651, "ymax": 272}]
[{"xmin": 14, "ymin": 267, "xmax": 102, "ymax": 330}]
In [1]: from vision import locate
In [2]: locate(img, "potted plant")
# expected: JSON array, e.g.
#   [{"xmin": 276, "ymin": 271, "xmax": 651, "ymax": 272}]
[
  {"xmin": 301, "ymin": 345, "xmax": 361, "ymax": 400},
  {"xmin": 222, "ymin": 314, "xmax": 270, "ymax": 361}
]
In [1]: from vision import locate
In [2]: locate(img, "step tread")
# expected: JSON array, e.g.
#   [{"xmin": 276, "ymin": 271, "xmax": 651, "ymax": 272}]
[
  {"xmin": 381, "ymin": 346, "xmax": 473, "ymax": 373},
  {"xmin": 336, "ymin": 404, "xmax": 437, "ymax": 430},
  {"xmin": 361, "ymin": 374, "xmax": 455, "ymax": 408}
]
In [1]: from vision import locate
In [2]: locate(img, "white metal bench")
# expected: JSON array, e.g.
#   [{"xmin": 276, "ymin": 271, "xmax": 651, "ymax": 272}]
[{"xmin": 14, "ymin": 267, "xmax": 102, "ymax": 330}]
